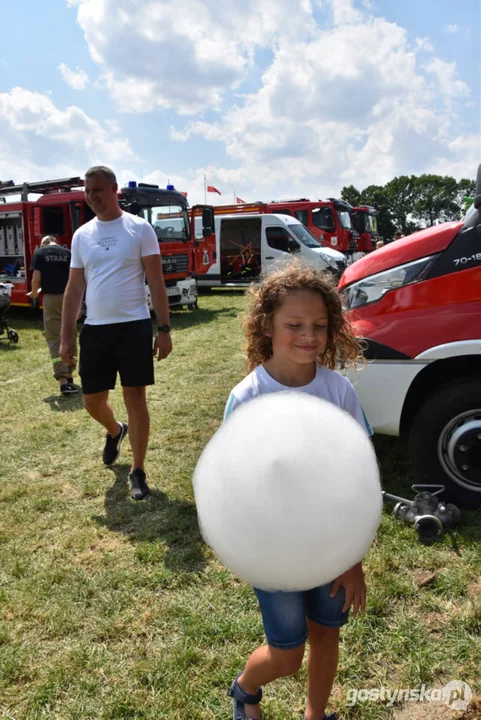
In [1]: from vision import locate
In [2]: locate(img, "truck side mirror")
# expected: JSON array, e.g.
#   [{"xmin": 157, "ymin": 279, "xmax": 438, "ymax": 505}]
[
  {"xmin": 202, "ymin": 207, "xmax": 214, "ymax": 237},
  {"xmin": 127, "ymin": 201, "xmax": 143, "ymax": 216}
]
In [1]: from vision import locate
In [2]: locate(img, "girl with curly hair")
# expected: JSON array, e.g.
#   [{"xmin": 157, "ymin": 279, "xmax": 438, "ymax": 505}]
[{"xmin": 224, "ymin": 260, "xmax": 372, "ymax": 720}]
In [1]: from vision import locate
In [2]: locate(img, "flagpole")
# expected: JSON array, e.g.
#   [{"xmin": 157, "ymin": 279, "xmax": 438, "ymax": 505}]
[
  {"xmin": 234, "ymin": 189, "xmax": 236, "ymax": 204},
  {"xmin": 204, "ymin": 174, "xmax": 207, "ymax": 205}
]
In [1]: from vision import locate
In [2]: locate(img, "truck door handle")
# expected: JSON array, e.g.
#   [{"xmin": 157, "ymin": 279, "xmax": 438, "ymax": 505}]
[{"xmin": 265, "ymin": 256, "xmax": 274, "ymax": 259}]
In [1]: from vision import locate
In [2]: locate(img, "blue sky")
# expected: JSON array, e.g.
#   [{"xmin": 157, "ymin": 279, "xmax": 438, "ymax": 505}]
[{"xmin": 0, "ymin": 0, "xmax": 479, "ymax": 204}]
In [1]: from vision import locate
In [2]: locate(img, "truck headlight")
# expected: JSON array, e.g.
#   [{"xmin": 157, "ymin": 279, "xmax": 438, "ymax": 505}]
[
  {"xmin": 341, "ymin": 254, "xmax": 440, "ymax": 310},
  {"xmin": 318, "ymin": 252, "xmax": 339, "ymax": 270}
]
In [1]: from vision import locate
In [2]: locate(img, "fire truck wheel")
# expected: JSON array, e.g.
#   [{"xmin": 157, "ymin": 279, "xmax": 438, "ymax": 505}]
[{"xmin": 409, "ymin": 376, "xmax": 481, "ymax": 509}]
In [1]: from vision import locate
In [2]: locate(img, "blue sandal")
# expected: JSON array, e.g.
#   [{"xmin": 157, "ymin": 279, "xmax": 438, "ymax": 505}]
[{"xmin": 228, "ymin": 674, "xmax": 263, "ymax": 720}]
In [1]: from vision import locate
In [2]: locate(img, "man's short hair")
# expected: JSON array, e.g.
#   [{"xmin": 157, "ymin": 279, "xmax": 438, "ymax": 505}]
[
  {"xmin": 85, "ymin": 166, "xmax": 117, "ymax": 184},
  {"xmin": 41, "ymin": 235, "xmax": 57, "ymax": 247}
]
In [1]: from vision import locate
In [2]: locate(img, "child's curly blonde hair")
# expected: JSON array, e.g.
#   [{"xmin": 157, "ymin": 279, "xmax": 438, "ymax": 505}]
[{"xmin": 242, "ymin": 260, "xmax": 364, "ymax": 372}]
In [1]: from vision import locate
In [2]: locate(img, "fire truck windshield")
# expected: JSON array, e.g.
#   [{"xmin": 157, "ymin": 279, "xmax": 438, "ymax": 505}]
[
  {"xmin": 336, "ymin": 210, "xmax": 352, "ymax": 229},
  {"xmin": 148, "ymin": 206, "xmax": 189, "ymax": 241},
  {"xmin": 290, "ymin": 223, "xmax": 322, "ymax": 248},
  {"xmin": 364, "ymin": 214, "xmax": 378, "ymax": 233}
]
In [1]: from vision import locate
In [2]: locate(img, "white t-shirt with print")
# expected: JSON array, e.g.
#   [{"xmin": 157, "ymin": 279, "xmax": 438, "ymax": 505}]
[
  {"xmin": 224, "ymin": 364, "xmax": 373, "ymax": 436},
  {"xmin": 70, "ymin": 212, "xmax": 160, "ymax": 325}
]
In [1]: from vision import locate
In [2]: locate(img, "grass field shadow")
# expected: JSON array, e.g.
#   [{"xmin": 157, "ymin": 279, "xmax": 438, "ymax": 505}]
[
  {"xmin": 43, "ymin": 393, "xmax": 84, "ymax": 412},
  {"xmin": 373, "ymin": 434, "xmax": 413, "ymax": 496},
  {"xmin": 0, "ymin": 339, "xmax": 21, "ymax": 351},
  {"xmin": 93, "ymin": 463, "xmax": 206, "ymax": 574}
]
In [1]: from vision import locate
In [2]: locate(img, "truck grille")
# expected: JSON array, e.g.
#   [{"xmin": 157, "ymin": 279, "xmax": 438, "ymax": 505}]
[{"xmin": 162, "ymin": 254, "xmax": 189, "ymax": 274}]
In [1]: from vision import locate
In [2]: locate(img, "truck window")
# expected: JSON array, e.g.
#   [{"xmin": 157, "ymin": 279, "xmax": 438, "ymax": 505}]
[
  {"xmin": 295, "ymin": 210, "xmax": 308, "ymax": 225},
  {"xmin": 274, "ymin": 208, "xmax": 292, "ymax": 216},
  {"xmin": 351, "ymin": 212, "xmax": 363, "ymax": 234},
  {"xmin": 220, "ymin": 217, "xmax": 261, "ymax": 282},
  {"xmin": 312, "ymin": 208, "xmax": 335, "ymax": 231},
  {"xmin": 43, "ymin": 207, "xmax": 65, "ymax": 235},
  {"xmin": 336, "ymin": 209, "xmax": 352, "ymax": 229},
  {"xmin": 71, "ymin": 204, "xmax": 81, "ymax": 231},
  {"xmin": 151, "ymin": 206, "xmax": 189, "ymax": 241},
  {"xmin": 266, "ymin": 227, "xmax": 299, "ymax": 253}
]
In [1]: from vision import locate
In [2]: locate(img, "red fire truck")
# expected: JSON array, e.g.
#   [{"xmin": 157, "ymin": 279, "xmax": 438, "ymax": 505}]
[
  {"xmin": 194, "ymin": 198, "xmax": 360, "ymax": 257},
  {"xmin": 339, "ymin": 164, "xmax": 481, "ymax": 508},
  {"xmin": 350, "ymin": 205, "xmax": 379, "ymax": 253},
  {"xmin": 0, "ymin": 177, "xmax": 216, "ymax": 309}
]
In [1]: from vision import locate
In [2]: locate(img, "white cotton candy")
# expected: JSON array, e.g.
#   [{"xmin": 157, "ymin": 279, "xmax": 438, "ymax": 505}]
[{"xmin": 193, "ymin": 392, "xmax": 382, "ymax": 591}]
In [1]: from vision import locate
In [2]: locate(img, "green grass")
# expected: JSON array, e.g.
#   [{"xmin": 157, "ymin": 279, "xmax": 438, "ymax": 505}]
[{"xmin": 0, "ymin": 294, "xmax": 480, "ymax": 720}]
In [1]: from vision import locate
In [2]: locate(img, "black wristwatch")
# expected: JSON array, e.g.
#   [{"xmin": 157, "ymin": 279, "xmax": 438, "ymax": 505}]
[{"xmin": 157, "ymin": 324, "xmax": 171, "ymax": 333}]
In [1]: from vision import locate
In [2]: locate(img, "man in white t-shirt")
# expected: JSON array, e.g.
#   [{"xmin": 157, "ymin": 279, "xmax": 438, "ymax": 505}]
[{"xmin": 60, "ymin": 166, "xmax": 172, "ymax": 500}]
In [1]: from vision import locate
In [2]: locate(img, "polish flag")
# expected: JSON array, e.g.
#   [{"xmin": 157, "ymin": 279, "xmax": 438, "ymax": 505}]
[
  {"xmin": 236, "ymin": 196, "xmax": 246, "ymax": 204},
  {"xmin": 207, "ymin": 185, "xmax": 221, "ymax": 195},
  {"xmin": 181, "ymin": 191, "xmax": 188, "ymax": 197}
]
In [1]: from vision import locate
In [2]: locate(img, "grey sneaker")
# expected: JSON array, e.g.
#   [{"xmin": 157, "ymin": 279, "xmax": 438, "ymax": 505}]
[
  {"xmin": 129, "ymin": 468, "xmax": 150, "ymax": 501},
  {"xmin": 102, "ymin": 422, "xmax": 128, "ymax": 466}
]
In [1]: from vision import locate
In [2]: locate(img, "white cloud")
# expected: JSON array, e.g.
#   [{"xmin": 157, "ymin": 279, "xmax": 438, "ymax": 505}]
[
  {"xmin": 168, "ymin": 4, "xmax": 476, "ymax": 203},
  {"xmin": 58, "ymin": 62, "xmax": 89, "ymax": 90},
  {"xmin": 0, "ymin": 87, "xmax": 136, "ymax": 184},
  {"xmin": 10, "ymin": 0, "xmax": 477, "ymax": 205},
  {"xmin": 415, "ymin": 37, "xmax": 434, "ymax": 52},
  {"xmin": 70, "ymin": 0, "xmax": 315, "ymax": 113},
  {"xmin": 425, "ymin": 57, "xmax": 470, "ymax": 98},
  {"xmin": 329, "ymin": 0, "xmax": 364, "ymax": 24},
  {"xmin": 446, "ymin": 24, "xmax": 460, "ymax": 33},
  {"xmin": 429, "ymin": 134, "xmax": 481, "ymax": 179}
]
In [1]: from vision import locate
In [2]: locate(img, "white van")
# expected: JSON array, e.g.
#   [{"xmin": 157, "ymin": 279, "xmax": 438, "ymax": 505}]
[{"xmin": 195, "ymin": 213, "xmax": 346, "ymax": 287}]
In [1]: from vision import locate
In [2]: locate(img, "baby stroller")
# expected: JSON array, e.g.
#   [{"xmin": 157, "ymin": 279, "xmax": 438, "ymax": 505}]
[{"xmin": 0, "ymin": 283, "xmax": 19, "ymax": 343}]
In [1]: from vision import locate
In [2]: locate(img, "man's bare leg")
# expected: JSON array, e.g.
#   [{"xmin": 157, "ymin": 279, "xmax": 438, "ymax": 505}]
[
  {"xmin": 122, "ymin": 386, "xmax": 150, "ymax": 500},
  {"xmin": 122, "ymin": 386, "xmax": 149, "ymax": 471},
  {"xmin": 83, "ymin": 390, "xmax": 119, "ymax": 437}
]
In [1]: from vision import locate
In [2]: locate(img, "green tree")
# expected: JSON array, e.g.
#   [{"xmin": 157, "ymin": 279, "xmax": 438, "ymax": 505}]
[
  {"xmin": 359, "ymin": 184, "xmax": 395, "ymax": 240},
  {"xmin": 384, "ymin": 175, "xmax": 418, "ymax": 235},
  {"xmin": 340, "ymin": 184, "xmax": 361, "ymax": 206},
  {"xmin": 413, "ymin": 174, "xmax": 459, "ymax": 226},
  {"xmin": 456, "ymin": 178, "xmax": 476, "ymax": 207},
  {"xmin": 344, "ymin": 173, "xmax": 473, "ymax": 241}
]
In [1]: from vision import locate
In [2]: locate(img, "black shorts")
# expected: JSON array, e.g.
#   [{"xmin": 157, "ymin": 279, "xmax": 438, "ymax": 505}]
[{"xmin": 79, "ymin": 319, "xmax": 154, "ymax": 395}]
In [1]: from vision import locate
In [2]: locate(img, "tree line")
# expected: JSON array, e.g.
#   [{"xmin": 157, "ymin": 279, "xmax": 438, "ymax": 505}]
[{"xmin": 341, "ymin": 174, "xmax": 475, "ymax": 240}]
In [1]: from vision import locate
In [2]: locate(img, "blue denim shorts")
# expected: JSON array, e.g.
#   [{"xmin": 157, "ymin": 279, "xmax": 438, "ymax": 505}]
[{"xmin": 254, "ymin": 582, "xmax": 349, "ymax": 649}]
